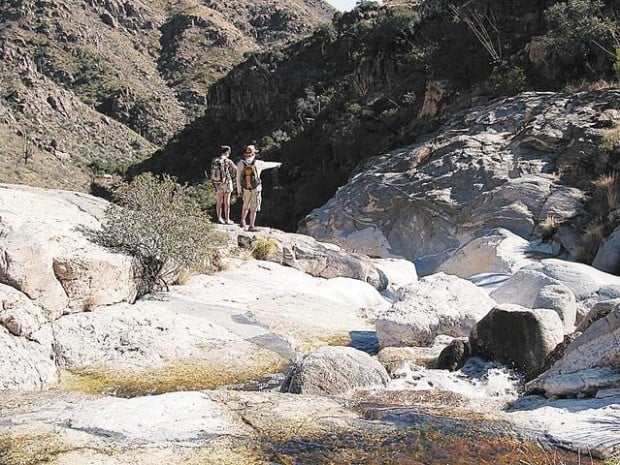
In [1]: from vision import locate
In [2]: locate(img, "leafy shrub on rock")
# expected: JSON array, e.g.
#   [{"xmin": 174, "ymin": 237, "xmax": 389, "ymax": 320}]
[{"xmin": 100, "ymin": 173, "xmax": 224, "ymax": 295}]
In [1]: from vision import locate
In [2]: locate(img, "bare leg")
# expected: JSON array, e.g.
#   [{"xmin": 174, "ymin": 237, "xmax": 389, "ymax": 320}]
[
  {"xmin": 241, "ymin": 207, "xmax": 248, "ymax": 227},
  {"xmin": 223, "ymin": 192, "xmax": 232, "ymax": 222},
  {"xmin": 249, "ymin": 211, "xmax": 257, "ymax": 229},
  {"xmin": 216, "ymin": 190, "xmax": 224, "ymax": 222}
]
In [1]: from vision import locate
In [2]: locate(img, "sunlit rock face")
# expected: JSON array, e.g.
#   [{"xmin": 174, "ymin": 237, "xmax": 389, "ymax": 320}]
[{"xmin": 301, "ymin": 91, "xmax": 620, "ymax": 275}]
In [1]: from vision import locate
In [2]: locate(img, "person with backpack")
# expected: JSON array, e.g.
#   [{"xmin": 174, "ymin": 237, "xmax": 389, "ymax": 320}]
[
  {"xmin": 210, "ymin": 145, "xmax": 237, "ymax": 224},
  {"xmin": 236, "ymin": 144, "xmax": 282, "ymax": 232}
]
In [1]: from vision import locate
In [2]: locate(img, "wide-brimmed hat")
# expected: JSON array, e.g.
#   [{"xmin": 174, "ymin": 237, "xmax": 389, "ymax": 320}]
[{"xmin": 244, "ymin": 144, "xmax": 259, "ymax": 155}]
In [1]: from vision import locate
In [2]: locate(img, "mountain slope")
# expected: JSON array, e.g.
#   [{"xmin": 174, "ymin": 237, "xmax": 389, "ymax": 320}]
[{"xmin": 0, "ymin": 0, "xmax": 333, "ymax": 190}]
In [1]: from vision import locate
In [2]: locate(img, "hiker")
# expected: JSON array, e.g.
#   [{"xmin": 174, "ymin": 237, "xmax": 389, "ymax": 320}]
[
  {"xmin": 210, "ymin": 145, "xmax": 237, "ymax": 224},
  {"xmin": 236, "ymin": 144, "xmax": 282, "ymax": 232}
]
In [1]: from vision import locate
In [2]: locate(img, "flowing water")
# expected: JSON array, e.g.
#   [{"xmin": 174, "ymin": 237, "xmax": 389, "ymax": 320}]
[{"xmin": 239, "ymin": 357, "xmax": 604, "ymax": 465}]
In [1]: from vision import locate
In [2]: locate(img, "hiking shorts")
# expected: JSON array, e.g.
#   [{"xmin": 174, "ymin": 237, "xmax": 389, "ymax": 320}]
[
  {"xmin": 242, "ymin": 188, "xmax": 262, "ymax": 212},
  {"xmin": 213, "ymin": 180, "xmax": 233, "ymax": 194}
]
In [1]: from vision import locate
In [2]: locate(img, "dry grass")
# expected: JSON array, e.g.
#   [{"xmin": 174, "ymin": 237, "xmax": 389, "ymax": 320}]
[
  {"xmin": 0, "ymin": 433, "xmax": 73, "ymax": 465},
  {"xmin": 540, "ymin": 214, "xmax": 562, "ymax": 240},
  {"xmin": 251, "ymin": 237, "xmax": 280, "ymax": 260},
  {"xmin": 56, "ymin": 355, "xmax": 287, "ymax": 398},
  {"xmin": 594, "ymin": 171, "xmax": 619, "ymax": 210},
  {"xmin": 600, "ymin": 124, "xmax": 620, "ymax": 153},
  {"xmin": 0, "ymin": 432, "xmax": 267, "ymax": 465},
  {"xmin": 576, "ymin": 221, "xmax": 606, "ymax": 263},
  {"xmin": 564, "ymin": 79, "xmax": 616, "ymax": 92}
]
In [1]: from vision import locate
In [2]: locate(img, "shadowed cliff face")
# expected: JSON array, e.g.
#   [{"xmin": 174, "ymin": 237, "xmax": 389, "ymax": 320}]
[{"xmin": 133, "ymin": 0, "xmax": 618, "ymax": 232}]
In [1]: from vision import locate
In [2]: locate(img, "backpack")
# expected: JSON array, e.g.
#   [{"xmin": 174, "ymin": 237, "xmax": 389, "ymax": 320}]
[
  {"xmin": 242, "ymin": 159, "xmax": 261, "ymax": 190},
  {"xmin": 210, "ymin": 157, "xmax": 228, "ymax": 184}
]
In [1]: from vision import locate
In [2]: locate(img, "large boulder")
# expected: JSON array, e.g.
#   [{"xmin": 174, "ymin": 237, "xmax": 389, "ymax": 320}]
[
  {"xmin": 50, "ymin": 299, "xmax": 288, "ymax": 395},
  {"xmin": 0, "ymin": 184, "xmax": 139, "ymax": 320},
  {"xmin": 524, "ymin": 259, "xmax": 620, "ymax": 321},
  {"xmin": 281, "ymin": 346, "xmax": 390, "ymax": 395},
  {"xmin": 376, "ymin": 272, "xmax": 496, "ymax": 348},
  {"xmin": 436, "ymin": 338, "xmax": 471, "ymax": 371},
  {"xmin": 182, "ymin": 259, "xmax": 389, "ymax": 352},
  {"xmin": 507, "ymin": 391, "xmax": 620, "ymax": 460},
  {"xmin": 470, "ymin": 303, "xmax": 564, "ymax": 380},
  {"xmin": 1, "ymin": 255, "xmax": 390, "ymax": 392},
  {"xmin": 526, "ymin": 307, "xmax": 620, "ymax": 397},
  {"xmin": 438, "ymin": 228, "xmax": 551, "ymax": 278},
  {"xmin": 490, "ymin": 269, "xmax": 577, "ymax": 333},
  {"xmin": 298, "ymin": 92, "xmax": 620, "ymax": 275}
]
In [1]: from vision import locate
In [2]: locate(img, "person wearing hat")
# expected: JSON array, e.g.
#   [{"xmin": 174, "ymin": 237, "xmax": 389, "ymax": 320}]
[
  {"xmin": 210, "ymin": 145, "xmax": 237, "ymax": 224},
  {"xmin": 236, "ymin": 144, "xmax": 282, "ymax": 232}
]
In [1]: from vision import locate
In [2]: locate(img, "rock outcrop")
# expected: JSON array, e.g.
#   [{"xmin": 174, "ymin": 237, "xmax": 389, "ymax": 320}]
[
  {"xmin": 437, "ymin": 228, "xmax": 551, "ymax": 279},
  {"xmin": 0, "ymin": 184, "xmax": 139, "ymax": 323},
  {"xmin": 376, "ymin": 272, "xmax": 496, "ymax": 348},
  {"xmin": 237, "ymin": 228, "xmax": 398, "ymax": 291},
  {"xmin": 301, "ymin": 91, "xmax": 620, "ymax": 275},
  {"xmin": 0, "ymin": 184, "xmax": 396, "ymax": 393},
  {"xmin": 526, "ymin": 306, "xmax": 620, "ymax": 397}
]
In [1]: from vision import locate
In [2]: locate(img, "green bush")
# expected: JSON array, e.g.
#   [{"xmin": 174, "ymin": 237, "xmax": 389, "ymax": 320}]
[
  {"xmin": 545, "ymin": 0, "xmax": 610, "ymax": 43},
  {"xmin": 488, "ymin": 65, "xmax": 526, "ymax": 95},
  {"xmin": 345, "ymin": 102, "xmax": 362, "ymax": 115},
  {"xmin": 100, "ymin": 173, "xmax": 223, "ymax": 294},
  {"xmin": 614, "ymin": 48, "xmax": 620, "ymax": 80}
]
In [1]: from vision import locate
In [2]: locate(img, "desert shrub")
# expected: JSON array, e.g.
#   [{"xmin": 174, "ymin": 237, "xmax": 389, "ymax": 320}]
[
  {"xmin": 187, "ymin": 180, "xmax": 218, "ymax": 210},
  {"xmin": 600, "ymin": 122, "xmax": 620, "ymax": 152},
  {"xmin": 614, "ymin": 48, "xmax": 620, "ymax": 80},
  {"xmin": 251, "ymin": 237, "xmax": 279, "ymax": 260},
  {"xmin": 593, "ymin": 171, "xmax": 619, "ymax": 210},
  {"xmin": 540, "ymin": 214, "xmax": 562, "ymax": 241},
  {"xmin": 87, "ymin": 159, "xmax": 129, "ymax": 176},
  {"xmin": 356, "ymin": 0, "xmax": 380, "ymax": 11},
  {"xmin": 545, "ymin": 0, "xmax": 610, "ymax": 43},
  {"xmin": 345, "ymin": 102, "xmax": 362, "ymax": 115},
  {"xmin": 488, "ymin": 65, "xmax": 526, "ymax": 95},
  {"xmin": 100, "ymin": 173, "xmax": 223, "ymax": 294}
]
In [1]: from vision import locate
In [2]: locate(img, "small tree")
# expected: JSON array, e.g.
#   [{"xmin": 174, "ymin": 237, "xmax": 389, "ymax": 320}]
[{"xmin": 100, "ymin": 173, "xmax": 223, "ymax": 294}]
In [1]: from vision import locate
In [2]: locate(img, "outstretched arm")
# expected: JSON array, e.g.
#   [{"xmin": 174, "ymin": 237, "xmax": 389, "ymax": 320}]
[{"xmin": 259, "ymin": 161, "xmax": 282, "ymax": 171}]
